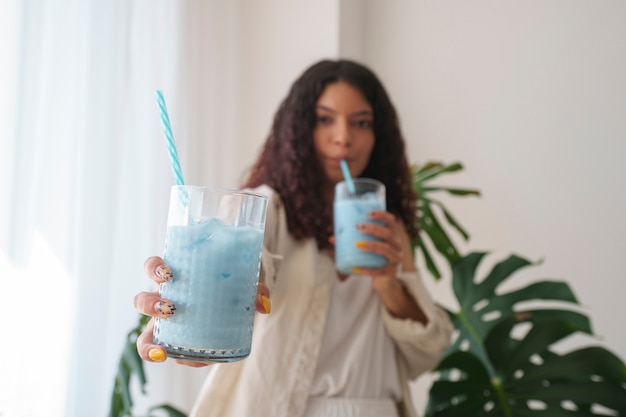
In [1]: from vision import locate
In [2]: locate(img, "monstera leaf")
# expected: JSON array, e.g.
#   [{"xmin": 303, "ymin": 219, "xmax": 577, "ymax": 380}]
[
  {"xmin": 426, "ymin": 252, "xmax": 626, "ymax": 416},
  {"xmin": 411, "ymin": 162, "xmax": 480, "ymax": 280},
  {"xmin": 446, "ymin": 252, "xmax": 590, "ymax": 364},
  {"xmin": 110, "ymin": 314, "xmax": 150, "ymax": 416},
  {"xmin": 109, "ymin": 313, "xmax": 188, "ymax": 417}
]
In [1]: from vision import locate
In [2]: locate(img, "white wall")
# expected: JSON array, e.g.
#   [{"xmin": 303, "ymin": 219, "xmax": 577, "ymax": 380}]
[
  {"xmin": 234, "ymin": 0, "xmax": 341, "ymax": 185},
  {"xmin": 167, "ymin": 1, "xmax": 340, "ymax": 190},
  {"xmin": 361, "ymin": 0, "xmax": 626, "ymax": 357}
]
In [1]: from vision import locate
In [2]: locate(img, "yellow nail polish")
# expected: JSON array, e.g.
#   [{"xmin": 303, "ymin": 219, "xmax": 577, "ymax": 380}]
[
  {"xmin": 355, "ymin": 241, "xmax": 367, "ymax": 248},
  {"xmin": 352, "ymin": 267, "xmax": 363, "ymax": 274},
  {"xmin": 261, "ymin": 295, "xmax": 271, "ymax": 314},
  {"xmin": 148, "ymin": 348, "xmax": 166, "ymax": 362}
]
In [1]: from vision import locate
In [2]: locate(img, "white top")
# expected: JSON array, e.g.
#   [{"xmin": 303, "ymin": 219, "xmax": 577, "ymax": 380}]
[{"xmin": 310, "ymin": 274, "xmax": 402, "ymax": 401}]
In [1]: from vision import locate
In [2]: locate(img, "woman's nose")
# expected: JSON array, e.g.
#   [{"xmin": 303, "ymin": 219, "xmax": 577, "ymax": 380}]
[{"xmin": 332, "ymin": 120, "xmax": 352, "ymax": 147}]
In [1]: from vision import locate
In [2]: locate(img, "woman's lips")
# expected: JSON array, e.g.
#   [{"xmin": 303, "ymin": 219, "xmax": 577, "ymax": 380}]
[{"xmin": 328, "ymin": 157, "xmax": 349, "ymax": 167}]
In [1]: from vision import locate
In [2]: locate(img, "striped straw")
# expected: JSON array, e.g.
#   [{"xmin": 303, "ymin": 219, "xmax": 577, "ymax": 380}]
[
  {"xmin": 155, "ymin": 90, "xmax": 185, "ymax": 186},
  {"xmin": 155, "ymin": 90, "xmax": 188, "ymax": 205},
  {"xmin": 340, "ymin": 159, "xmax": 356, "ymax": 194}
]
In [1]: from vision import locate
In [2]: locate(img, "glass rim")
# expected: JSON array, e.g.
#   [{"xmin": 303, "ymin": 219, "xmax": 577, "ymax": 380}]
[
  {"xmin": 171, "ymin": 185, "xmax": 268, "ymax": 201},
  {"xmin": 336, "ymin": 178, "xmax": 384, "ymax": 188}
]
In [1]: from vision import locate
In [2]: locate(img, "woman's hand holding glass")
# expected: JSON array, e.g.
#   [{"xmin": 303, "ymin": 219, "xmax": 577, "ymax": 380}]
[
  {"xmin": 351, "ymin": 210, "xmax": 415, "ymax": 276},
  {"xmin": 348, "ymin": 210, "xmax": 428, "ymax": 323},
  {"xmin": 133, "ymin": 256, "xmax": 271, "ymax": 367}
]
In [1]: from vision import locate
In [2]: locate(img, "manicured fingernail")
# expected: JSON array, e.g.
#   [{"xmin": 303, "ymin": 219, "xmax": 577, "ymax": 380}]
[
  {"xmin": 356, "ymin": 223, "xmax": 366, "ymax": 230},
  {"xmin": 261, "ymin": 295, "xmax": 271, "ymax": 314},
  {"xmin": 355, "ymin": 241, "xmax": 367, "ymax": 249},
  {"xmin": 352, "ymin": 267, "xmax": 363, "ymax": 274},
  {"xmin": 156, "ymin": 265, "xmax": 172, "ymax": 282},
  {"xmin": 148, "ymin": 348, "xmax": 166, "ymax": 362},
  {"xmin": 155, "ymin": 301, "xmax": 176, "ymax": 315}
]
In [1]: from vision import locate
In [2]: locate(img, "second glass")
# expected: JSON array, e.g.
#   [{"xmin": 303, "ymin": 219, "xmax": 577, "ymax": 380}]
[
  {"xmin": 153, "ymin": 185, "xmax": 268, "ymax": 362},
  {"xmin": 333, "ymin": 178, "xmax": 388, "ymax": 274}
]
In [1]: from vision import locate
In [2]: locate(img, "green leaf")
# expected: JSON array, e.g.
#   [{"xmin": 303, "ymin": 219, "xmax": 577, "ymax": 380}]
[
  {"xmin": 426, "ymin": 351, "xmax": 500, "ymax": 417},
  {"xmin": 122, "ymin": 336, "xmax": 147, "ymax": 392},
  {"xmin": 419, "ymin": 203, "xmax": 461, "ymax": 263},
  {"xmin": 411, "ymin": 161, "xmax": 478, "ymax": 282},
  {"xmin": 148, "ymin": 404, "xmax": 189, "ymax": 417},
  {"xmin": 116, "ymin": 360, "xmax": 133, "ymax": 411},
  {"xmin": 430, "ymin": 199, "xmax": 471, "ymax": 241},
  {"xmin": 417, "ymin": 238, "xmax": 442, "ymax": 280},
  {"xmin": 509, "ymin": 308, "xmax": 591, "ymax": 334},
  {"xmin": 448, "ymin": 253, "xmax": 588, "ymax": 356},
  {"xmin": 496, "ymin": 280, "xmax": 579, "ymax": 307},
  {"xmin": 421, "ymin": 186, "xmax": 481, "ymax": 197},
  {"xmin": 476, "ymin": 254, "xmax": 535, "ymax": 298},
  {"xmin": 431, "ymin": 335, "xmax": 626, "ymax": 416},
  {"xmin": 109, "ymin": 381, "xmax": 124, "ymax": 417},
  {"xmin": 109, "ymin": 314, "xmax": 152, "ymax": 417},
  {"xmin": 450, "ymin": 251, "xmax": 488, "ymax": 307},
  {"xmin": 413, "ymin": 162, "xmax": 464, "ymax": 183}
]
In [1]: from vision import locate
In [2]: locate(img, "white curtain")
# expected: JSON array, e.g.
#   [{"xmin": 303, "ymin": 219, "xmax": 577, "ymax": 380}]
[{"xmin": 0, "ymin": 1, "xmax": 241, "ymax": 415}]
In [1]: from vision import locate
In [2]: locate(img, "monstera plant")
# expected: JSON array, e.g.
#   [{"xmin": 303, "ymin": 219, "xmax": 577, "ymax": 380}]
[
  {"xmin": 412, "ymin": 162, "xmax": 626, "ymax": 416},
  {"xmin": 109, "ymin": 161, "xmax": 626, "ymax": 417},
  {"xmin": 425, "ymin": 252, "xmax": 626, "ymax": 416}
]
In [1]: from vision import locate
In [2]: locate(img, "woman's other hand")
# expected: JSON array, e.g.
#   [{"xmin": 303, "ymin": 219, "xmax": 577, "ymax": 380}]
[
  {"xmin": 352, "ymin": 210, "xmax": 416, "ymax": 279},
  {"xmin": 350, "ymin": 212, "xmax": 428, "ymax": 323},
  {"xmin": 133, "ymin": 256, "xmax": 271, "ymax": 367}
]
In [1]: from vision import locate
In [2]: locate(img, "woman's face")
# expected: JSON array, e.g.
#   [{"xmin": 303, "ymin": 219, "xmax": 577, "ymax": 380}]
[{"xmin": 313, "ymin": 81, "xmax": 375, "ymax": 186}]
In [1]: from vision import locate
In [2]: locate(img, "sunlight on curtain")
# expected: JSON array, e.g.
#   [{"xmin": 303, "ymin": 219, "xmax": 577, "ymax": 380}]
[
  {"xmin": 0, "ymin": 0, "xmax": 17, "ymax": 256},
  {"xmin": 0, "ymin": 234, "xmax": 73, "ymax": 417},
  {"xmin": 0, "ymin": 1, "xmax": 74, "ymax": 415}
]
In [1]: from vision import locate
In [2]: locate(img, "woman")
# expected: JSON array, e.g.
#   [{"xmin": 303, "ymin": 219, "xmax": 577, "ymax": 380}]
[{"xmin": 134, "ymin": 59, "xmax": 453, "ymax": 417}]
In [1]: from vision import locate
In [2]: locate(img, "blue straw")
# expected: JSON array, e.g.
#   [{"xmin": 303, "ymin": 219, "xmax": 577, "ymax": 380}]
[
  {"xmin": 340, "ymin": 160, "xmax": 356, "ymax": 194},
  {"xmin": 155, "ymin": 90, "xmax": 188, "ymax": 205},
  {"xmin": 155, "ymin": 90, "xmax": 185, "ymax": 187}
]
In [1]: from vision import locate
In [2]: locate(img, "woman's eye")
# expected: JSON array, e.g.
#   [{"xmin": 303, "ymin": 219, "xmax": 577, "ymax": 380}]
[
  {"xmin": 317, "ymin": 115, "xmax": 332, "ymax": 124},
  {"xmin": 354, "ymin": 120, "xmax": 372, "ymax": 129}
]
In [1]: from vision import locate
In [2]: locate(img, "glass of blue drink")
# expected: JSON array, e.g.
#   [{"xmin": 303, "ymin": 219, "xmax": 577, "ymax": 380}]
[
  {"xmin": 333, "ymin": 178, "xmax": 387, "ymax": 274},
  {"xmin": 153, "ymin": 185, "xmax": 267, "ymax": 362}
]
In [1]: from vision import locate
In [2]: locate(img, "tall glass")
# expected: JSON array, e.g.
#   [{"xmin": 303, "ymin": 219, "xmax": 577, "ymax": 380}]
[
  {"xmin": 153, "ymin": 185, "xmax": 268, "ymax": 362},
  {"xmin": 333, "ymin": 178, "xmax": 387, "ymax": 274}
]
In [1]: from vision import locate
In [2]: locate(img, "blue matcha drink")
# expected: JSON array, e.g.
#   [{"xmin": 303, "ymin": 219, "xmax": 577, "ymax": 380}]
[
  {"xmin": 334, "ymin": 179, "xmax": 387, "ymax": 275},
  {"xmin": 153, "ymin": 217, "xmax": 264, "ymax": 362}
]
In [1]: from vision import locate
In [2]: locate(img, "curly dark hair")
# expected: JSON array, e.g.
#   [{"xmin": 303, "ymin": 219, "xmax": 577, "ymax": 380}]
[{"xmin": 242, "ymin": 59, "xmax": 418, "ymax": 250}]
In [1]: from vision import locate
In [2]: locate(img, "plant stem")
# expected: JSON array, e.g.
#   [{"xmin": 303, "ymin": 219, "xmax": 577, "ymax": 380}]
[{"xmin": 491, "ymin": 376, "xmax": 513, "ymax": 417}]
